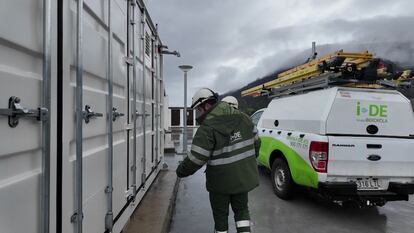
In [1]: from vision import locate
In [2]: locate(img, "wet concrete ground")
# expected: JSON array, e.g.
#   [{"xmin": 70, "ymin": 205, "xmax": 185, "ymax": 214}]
[
  {"xmin": 166, "ymin": 129, "xmax": 414, "ymax": 233},
  {"xmin": 167, "ymin": 129, "xmax": 414, "ymax": 233},
  {"xmin": 168, "ymin": 155, "xmax": 414, "ymax": 233}
]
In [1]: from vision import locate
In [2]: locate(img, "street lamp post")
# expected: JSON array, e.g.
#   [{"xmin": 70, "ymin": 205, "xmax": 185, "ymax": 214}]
[{"xmin": 178, "ymin": 65, "xmax": 193, "ymax": 154}]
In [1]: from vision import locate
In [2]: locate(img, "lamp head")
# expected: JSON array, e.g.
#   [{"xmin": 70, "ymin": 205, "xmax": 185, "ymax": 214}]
[{"xmin": 179, "ymin": 65, "xmax": 193, "ymax": 72}]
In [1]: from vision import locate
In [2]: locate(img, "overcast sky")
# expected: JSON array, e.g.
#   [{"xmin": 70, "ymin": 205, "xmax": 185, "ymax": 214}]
[{"xmin": 146, "ymin": 0, "xmax": 414, "ymax": 106}]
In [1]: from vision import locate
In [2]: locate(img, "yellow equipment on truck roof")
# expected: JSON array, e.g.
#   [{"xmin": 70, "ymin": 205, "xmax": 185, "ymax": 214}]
[{"xmin": 241, "ymin": 50, "xmax": 374, "ymax": 97}]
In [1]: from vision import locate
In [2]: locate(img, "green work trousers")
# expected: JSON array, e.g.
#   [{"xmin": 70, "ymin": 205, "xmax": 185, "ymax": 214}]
[{"xmin": 209, "ymin": 192, "xmax": 251, "ymax": 232}]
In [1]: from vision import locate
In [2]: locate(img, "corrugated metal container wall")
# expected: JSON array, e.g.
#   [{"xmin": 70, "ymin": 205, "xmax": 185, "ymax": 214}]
[
  {"xmin": 1, "ymin": 1, "xmax": 35, "ymax": 233},
  {"xmin": 0, "ymin": 0, "xmax": 164, "ymax": 233},
  {"xmin": 0, "ymin": 0, "xmax": 55, "ymax": 232}
]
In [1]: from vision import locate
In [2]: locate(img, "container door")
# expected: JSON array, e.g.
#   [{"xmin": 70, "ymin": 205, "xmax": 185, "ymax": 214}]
[
  {"xmin": 0, "ymin": 1, "xmax": 52, "ymax": 233},
  {"xmin": 128, "ymin": 4, "xmax": 144, "ymax": 197},
  {"xmin": 154, "ymin": 44, "xmax": 163, "ymax": 165},
  {"xmin": 66, "ymin": 1, "xmax": 109, "ymax": 232},
  {"xmin": 111, "ymin": 0, "xmax": 129, "ymax": 224},
  {"xmin": 144, "ymin": 26, "xmax": 156, "ymax": 178},
  {"xmin": 61, "ymin": 1, "xmax": 128, "ymax": 232}
]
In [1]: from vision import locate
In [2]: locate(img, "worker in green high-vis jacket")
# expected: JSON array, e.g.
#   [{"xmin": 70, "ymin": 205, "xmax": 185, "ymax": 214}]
[{"xmin": 176, "ymin": 88, "xmax": 260, "ymax": 233}]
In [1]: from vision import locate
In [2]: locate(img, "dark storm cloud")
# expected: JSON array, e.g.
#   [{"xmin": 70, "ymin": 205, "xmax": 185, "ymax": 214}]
[
  {"xmin": 147, "ymin": 0, "xmax": 414, "ymax": 105},
  {"xmin": 261, "ymin": 16, "xmax": 414, "ymax": 66}
]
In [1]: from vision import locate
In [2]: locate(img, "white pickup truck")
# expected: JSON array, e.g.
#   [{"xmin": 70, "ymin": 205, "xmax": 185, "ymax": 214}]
[{"xmin": 252, "ymin": 86, "xmax": 414, "ymax": 206}]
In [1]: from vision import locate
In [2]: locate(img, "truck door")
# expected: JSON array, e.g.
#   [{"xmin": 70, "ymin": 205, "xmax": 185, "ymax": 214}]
[{"xmin": 326, "ymin": 89, "xmax": 414, "ymax": 188}]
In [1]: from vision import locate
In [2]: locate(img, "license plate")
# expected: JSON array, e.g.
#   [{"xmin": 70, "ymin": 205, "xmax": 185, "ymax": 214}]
[{"xmin": 352, "ymin": 178, "xmax": 382, "ymax": 190}]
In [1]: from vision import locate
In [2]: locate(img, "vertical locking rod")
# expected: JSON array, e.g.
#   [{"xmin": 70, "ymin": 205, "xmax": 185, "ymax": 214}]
[
  {"xmin": 41, "ymin": 0, "xmax": 51, "ymax": 232},
  {"xmin": 141, "ymin": 8, "xmax": 147, "ymax": 186},
  {"xmin": 131, "ymin": 0, "xmax": 138, "ymax": 197},
  {"xmin": 105, "ymin": 0, "xmax": 114, "ymax": 231},
  {"xmin": 160, "ymin": 50, "xmax": 166, "ymax": 169},
  {"xmin": 75, "ymin": 0, "xmax": 84, "ymax": 232},
  {"xmin": 154, "ymin": 26, "xmax": 159, "ymax": 164}
]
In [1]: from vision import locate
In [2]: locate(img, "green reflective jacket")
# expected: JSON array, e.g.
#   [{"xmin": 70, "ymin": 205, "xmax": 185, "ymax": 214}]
[{"xmin": 176, "ymin": 102, "xmax": 260, "ymax": 194}]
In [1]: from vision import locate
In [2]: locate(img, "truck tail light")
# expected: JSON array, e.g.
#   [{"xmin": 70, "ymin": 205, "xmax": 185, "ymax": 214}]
[{"xmin": 309, "ymin": 141, "xmax": 329, "ymax": 173}]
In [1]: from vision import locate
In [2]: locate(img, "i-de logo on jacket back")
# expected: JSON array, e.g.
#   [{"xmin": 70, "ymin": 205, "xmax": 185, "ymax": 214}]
[
  {"xmin": 356, "ymin": 102, "xmax": 388, "ymax": 123},
  {"xmin": 230, "ymin": 131, "xmax": 242, "ymax": 143}
]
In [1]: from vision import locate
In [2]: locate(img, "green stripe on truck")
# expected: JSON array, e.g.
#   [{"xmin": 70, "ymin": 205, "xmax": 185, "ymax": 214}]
[{"xmin": 258, "ymin": 136, "xmax": 318, "ymax": 188}]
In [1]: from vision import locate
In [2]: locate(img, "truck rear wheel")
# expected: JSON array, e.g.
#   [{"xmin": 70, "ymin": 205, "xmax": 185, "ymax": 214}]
[{"xmin": 271, "ymin": 158, "xmax": 294, "ymax": 199}]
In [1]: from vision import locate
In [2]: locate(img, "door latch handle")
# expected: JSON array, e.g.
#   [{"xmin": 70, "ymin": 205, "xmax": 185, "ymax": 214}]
[
  {"xmin": 133, "ymin": 111, "xmax": 150, "ymax": 121},
  {"xmin": 0, "ymin": 96, "xmax": 48, "ymax": 128},
  {"xmin": 83, "ymin": 105, "xmax": 103, "ymax": 124},
  {"xmin": 112, "ymin": 107, "xmax": 125, "ymax": 121},
  {"xmin": 135, "ymin": 111, "xmax": 150, "ymax": 117}
]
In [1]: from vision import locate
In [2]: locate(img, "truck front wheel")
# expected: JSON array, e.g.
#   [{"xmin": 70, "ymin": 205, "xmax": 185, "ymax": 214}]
[{"xmin": 271, "ymin": 158, "xmax": 294, "ymax": 199}]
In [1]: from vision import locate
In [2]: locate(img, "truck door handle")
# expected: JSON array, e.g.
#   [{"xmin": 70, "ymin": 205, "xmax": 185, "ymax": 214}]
[{"xmin": 367, "ymin": 144, "xmax": 382, "ymax": 149}]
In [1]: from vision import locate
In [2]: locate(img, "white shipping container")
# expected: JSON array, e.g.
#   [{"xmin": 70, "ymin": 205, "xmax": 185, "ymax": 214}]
[{"xmin": 0, "ymin": 0, "xmax": 165, "ymax": 232}]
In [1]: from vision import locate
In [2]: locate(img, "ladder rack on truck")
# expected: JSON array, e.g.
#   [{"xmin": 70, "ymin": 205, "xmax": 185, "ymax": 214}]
[
  {"xmin": 241, "ymin": 49, "xmax": 413, "ymax": 98},
  {"xmin": 264, "ymin": 73, "xmax": 381, "ymax": 98}
]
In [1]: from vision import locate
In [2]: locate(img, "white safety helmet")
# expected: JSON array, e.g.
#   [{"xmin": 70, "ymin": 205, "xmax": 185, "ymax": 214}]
[
  {"xmin": 222, "ymin": 96, "xmax": 239, "ymax": 109},
  {"xmin": 191, "ymin": 88, "xmax": 218, "ymax": 109}
]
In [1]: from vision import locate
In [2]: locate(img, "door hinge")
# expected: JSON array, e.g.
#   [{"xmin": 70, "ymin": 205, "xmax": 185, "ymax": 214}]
[
  {"xmin": 125, "ymin": 189, "xmax": 134, "ymax": 200},
  {"xmin": 131, "ymin": 165, "xmax": 137, "ymax": 171},
  {"xmin": 105, "ymin": 186, "xmax": 113, "ymax": 194},
  {"xmin": 0, "ymin": 96, "xmax": 48, "ymax": 128}
]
